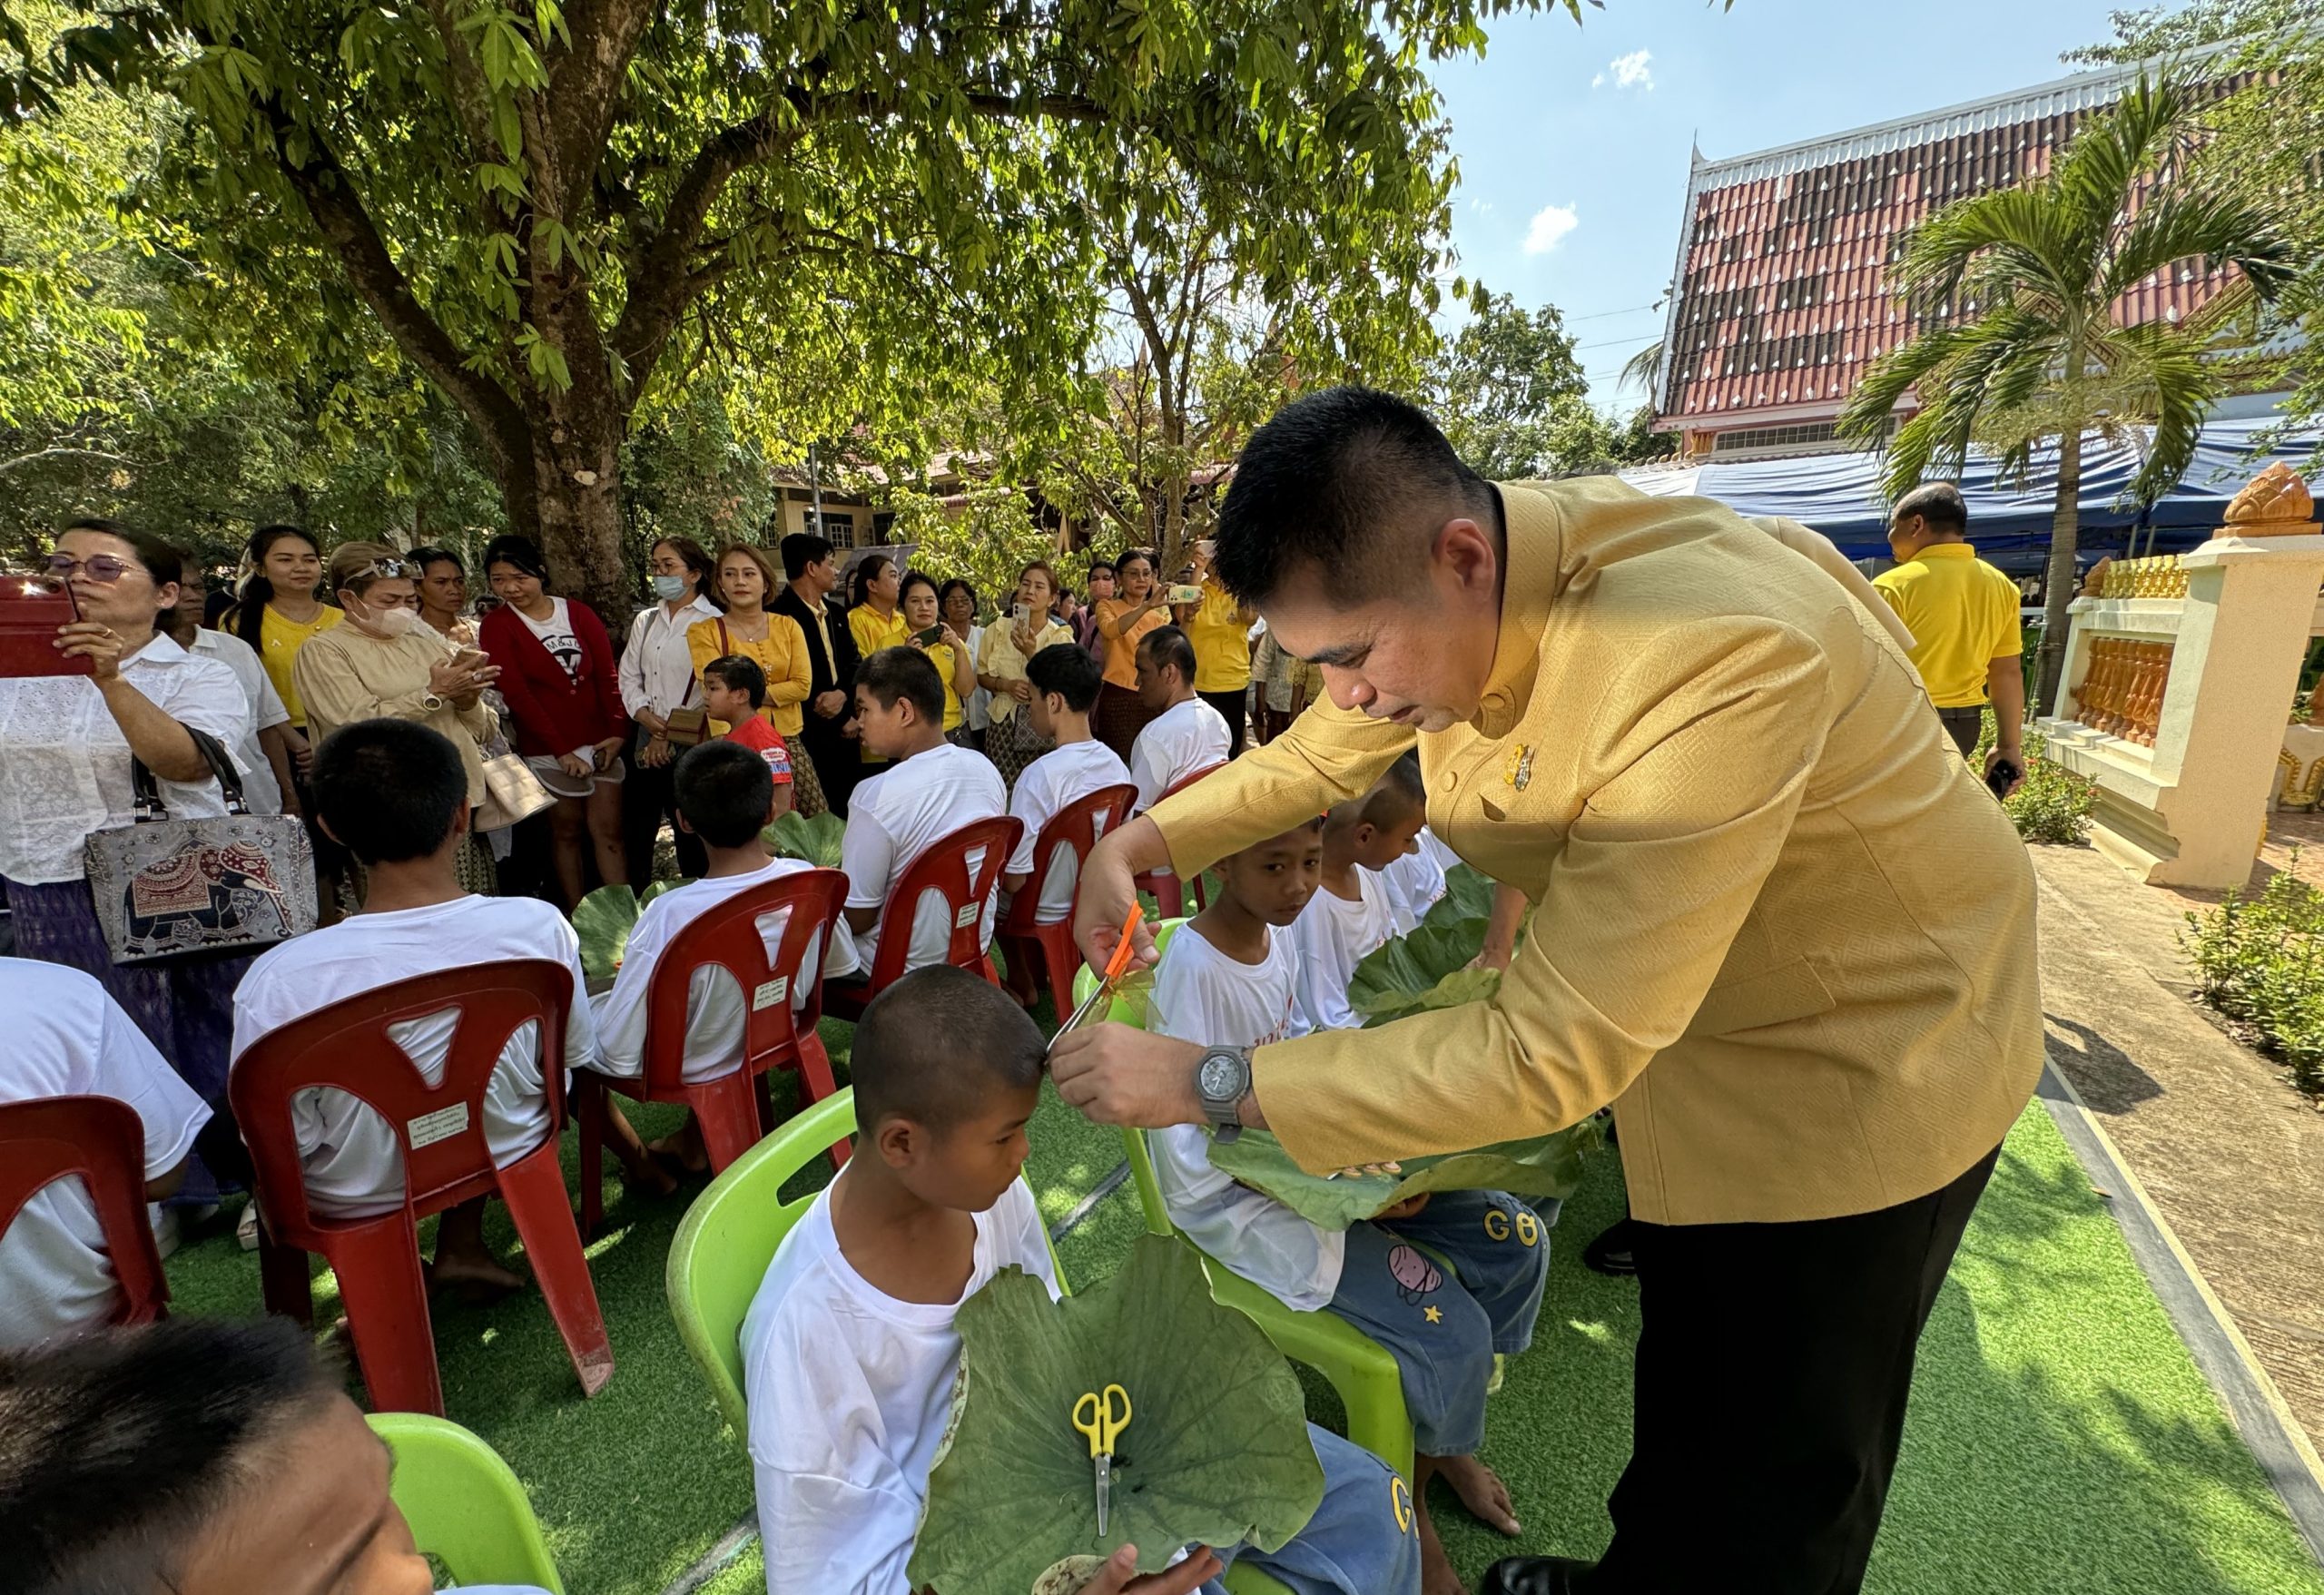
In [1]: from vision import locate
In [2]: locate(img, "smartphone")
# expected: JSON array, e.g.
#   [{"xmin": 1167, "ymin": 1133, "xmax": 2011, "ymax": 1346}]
[
  {"xmin": 1010, "ymin": 603, "xmax": 1031, "ymax": 625},
  {"xmin": 1986, "ymin": 758, "xmax": 2021, "ymax": 801},
  {"xmin": 915, "ymin": 625, "xmax": 946, "ymax": 648},
  {"xmin": 1167, "ymin": 584, "xmax": 1203, "ymax": 606},
  {"xmin": 0, "ymin": 573, "xmax": 91, "ymax": 679}
]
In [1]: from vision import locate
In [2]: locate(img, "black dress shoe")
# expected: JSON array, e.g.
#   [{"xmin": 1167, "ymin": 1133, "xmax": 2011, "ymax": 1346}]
[
  {"xmin": 1582, "ymin": 1217, "xmax": 1639, "ymax": 1277},
  {"xmin": 1482, "ymin": 1555, "xmax": 1597, "ymax": 1595}
]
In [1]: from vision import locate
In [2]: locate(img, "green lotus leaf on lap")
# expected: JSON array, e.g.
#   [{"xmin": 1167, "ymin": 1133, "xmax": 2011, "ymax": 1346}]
[
  {"xmin": 1206, "ymin": 1123, "xmax": 1602, "ymax": 1230},
  {"xmin": 763, "ymin": 809, "xmax": 846, "ymax": 868},
  {"xmin": 571, "ymin": 880, "xmax": 679, "ymax": 983},
  {"xmin": 909, "ymin": 1233, "xmax": 1324, "ymax": 1595}
]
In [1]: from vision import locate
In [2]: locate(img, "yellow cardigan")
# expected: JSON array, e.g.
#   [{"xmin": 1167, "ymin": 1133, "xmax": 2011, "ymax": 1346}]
[
  {"xmin": 1148, "ymin": 477, "xmax": 2043, "ymax": 1227},
  {"xmin": 687, "ymin": 612, "xmax": 812, "ymax": 737}
]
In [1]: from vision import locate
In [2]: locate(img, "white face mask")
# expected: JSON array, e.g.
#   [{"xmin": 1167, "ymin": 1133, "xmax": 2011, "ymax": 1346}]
[{"xmin": 359, "ymin": 600, "xmax": 418, "ymax": 639}]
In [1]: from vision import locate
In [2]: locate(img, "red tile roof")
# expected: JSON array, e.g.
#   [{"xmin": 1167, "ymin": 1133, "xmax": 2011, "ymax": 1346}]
[{"xmin": 1655, "ymin": 55, "xmax": 2252, "ymax": 437}]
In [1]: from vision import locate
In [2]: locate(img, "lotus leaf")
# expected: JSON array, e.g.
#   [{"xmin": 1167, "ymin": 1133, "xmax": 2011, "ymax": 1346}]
[
  {"xmin": 1206, "ymin": 1123, "xmax": 1602, "ymax": 1231},
  {"xmin": 570, "ymin": 880, "xmax": 678, "ymax": 983},
  {"xmin": 1348, "ymin": 865, "xmax": 1508, "ymax": 1027},
  {"xmin": 909, "ymin": 1234, "xmax": 1324, "ymax": 1594},
  {"xmin": 764, "ymin": 808, "xmax": 846, "ymax": 868}
]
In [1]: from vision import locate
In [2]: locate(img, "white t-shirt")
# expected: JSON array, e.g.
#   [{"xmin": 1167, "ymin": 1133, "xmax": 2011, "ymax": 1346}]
[
  {"xmin": 1380, "ymin": 832, "xmax": 1448, "ymax": 937},
  {"xmin": 743, "ymin": 1177, "xmax": 1059, "ymax": 1594},
  {"xmin": 0, "ymin": 959, "xmax": 211, "ymax": 1350},
  {"xmin": 189, "ymin": 627, "xmax": 290, "ymax": 817},
  {"xmin": 590, "ymin": 859, "xmax": 861, "ymax": 1084},
  {"xmin": 1148, "ymin": 924, "xmax": 1342, "ymax": 1311},
  {"xmin": 230, "ymin": 895, "xmax": 595, "ymax": 1218},
  {"xmin": 518, "ymin": 596, "xmax": 583, "ymax": 683},
  {"xmin": 1288, "ymin": 868, "xmax": 1397, "ymax": 1036},
  {"xmin": 0, "ymin": 632, "xmax": 251, "ymax": 883},
  {"xmin": 841, "ymin": 743, "xmax": 1007, "ymax": 975},
  {"xmin": 1128, "ymin": 695, "xmax": 1230, "ymax": 812},
  {"xmin": 1005, "ymin": 739, "xmax": 1132, "ymax": 926}
]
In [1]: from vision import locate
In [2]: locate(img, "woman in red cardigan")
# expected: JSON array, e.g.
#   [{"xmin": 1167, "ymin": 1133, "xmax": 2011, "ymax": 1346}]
[{"xmin": 479, "ymin": 534, "xmax": 631, "ymax": 908}]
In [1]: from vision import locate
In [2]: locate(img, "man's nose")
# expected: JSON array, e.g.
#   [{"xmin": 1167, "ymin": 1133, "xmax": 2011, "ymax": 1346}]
[{"xmin": 1324, "ymin": 666, "xmax": 1372, "ymax": 712}]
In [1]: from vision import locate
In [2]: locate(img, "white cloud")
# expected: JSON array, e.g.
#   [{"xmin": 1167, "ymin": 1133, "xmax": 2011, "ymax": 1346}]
[
  {"xmin": 1608, "ymin": 48, "xmax": 1654, "ymax": 90},
  {"xmin": 1590, "ymin": 71, "xmax": 1606, "ymax": 88},
  {"xmin": 1523, "ymin": 202, "xmax": 1579, "ymax": 255}
]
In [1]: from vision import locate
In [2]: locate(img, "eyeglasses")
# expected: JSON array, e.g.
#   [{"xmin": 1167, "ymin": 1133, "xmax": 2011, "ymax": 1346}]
[
  {"xmin": 45, "ymin": 553, "xmax": 133, "ymax": 584},
  {"xmin": 353, "ymin": 557, "xmax": 417, "ymax": 580}
]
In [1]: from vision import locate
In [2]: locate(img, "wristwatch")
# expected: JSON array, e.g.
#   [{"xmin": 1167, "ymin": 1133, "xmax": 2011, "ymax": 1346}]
[
  {"xmin": 419, "ymin": 690, "xmax": 446, "ymax": 714},
  {"xmin": 1194, "ymin": 1046, "xmax": 1253, "ymax": 1144}
]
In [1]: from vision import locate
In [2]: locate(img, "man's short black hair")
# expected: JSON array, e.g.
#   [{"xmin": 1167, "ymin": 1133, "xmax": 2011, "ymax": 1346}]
[
  {"xmin": 1894, "ymin": 481, "xmax": 1968, "ymax": 535},
  {"xmin": 1026, "ymin": 641, "xmax": 1103, "ymax": 712},
  {"xmin": 1363, "ymin": 749, "xmax": 1427, "ymax": 828},
  {"xmin": 675, "ymin": 740, "xmax": 774, "ymax": 848},
  {"xmin": 1137, "ymin": 625, "xmax": 1197, "ymax": 688},
  {"xmin": 857, "ymin": 646, "xmax": 946, "ymax": 724},
  {"xmin": 703, "ymin": 652, "xmax": 768, "ymax": 709},
  {"xmin": 1214, "ymin": 386, "xmax": 1494, "ymax": 606},
  {"xmin": 0, "ymin": 1317, "xmax": 341, "ymax": 1595},
  {"xmin": 781, "ymin": 532, "xmax": 834, "ymax": 580},
  {"xmin": 311, "ymin": 718, "xmax": 467, "ymax": 863},
  {"xmin": 852, "ymin": 965, "xmax": 1046, "ymax": 1133}
]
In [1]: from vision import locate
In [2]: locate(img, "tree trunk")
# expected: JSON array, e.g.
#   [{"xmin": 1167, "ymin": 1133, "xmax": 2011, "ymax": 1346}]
[
  {"xmin": 2035, "ymin": 425, "xmax": 2083, "ymax": 717},
  {"xmin": 526, "ymin": 408, "xmax": 630, "ymax": 629}
]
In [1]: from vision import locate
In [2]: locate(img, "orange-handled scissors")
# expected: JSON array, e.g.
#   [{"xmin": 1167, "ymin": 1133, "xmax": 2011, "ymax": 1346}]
[
  {"xmin": 1050, "ymin": 905, "xmax": 1146, "ymax": 1047},
  {"xmin": 1071, "ymin": 1382, "xmax": 1133, "ymax": 1535}
]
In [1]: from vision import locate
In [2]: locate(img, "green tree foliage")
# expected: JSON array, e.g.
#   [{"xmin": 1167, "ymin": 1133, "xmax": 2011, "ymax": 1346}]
[
  {"xmin": 4, "ymin": 0, "xmax": 1594, "ymax": 622},
  {"xmin": 1427, "ymin": 292, "xmax": 1673, "ymax": 478},
  {"xmin": 1837, "ymin": 74, "xmax": 2298, "ymax": 715}
]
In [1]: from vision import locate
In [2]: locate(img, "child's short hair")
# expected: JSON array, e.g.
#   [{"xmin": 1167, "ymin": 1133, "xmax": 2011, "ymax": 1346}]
[
  {"xmin": 311, "ymin": 718, "xmax": 466, "ymax": 863},
  {"xmin": 1361, "ymin": 750, "xmax": 1426, "ymax": 828},
  {"xmin": 1025, "ymin": 641, "xmax": 1103, "ymax": 712},
  {"xmin": 852, "ymin": 966, "xmax": 1046, "ymax": 1132},
  {"xmin": 857, "ymin": 646, "xmax": 946, "ymax": 725},
  {"xmin": 1137, "ymin": 625, "xmax": 1197, "ymax": 686},
  {"xmin": 674, "ymin": 741, "xmax": 774, "ymax": 847},
  {"xmin": 702, "ymin": 653, "xmax": 767, "ymax": 710}
]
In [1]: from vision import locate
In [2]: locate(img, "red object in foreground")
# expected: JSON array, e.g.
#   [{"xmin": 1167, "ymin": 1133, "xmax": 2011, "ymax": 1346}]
[
  {"xmin": 1133, "ymin": 763, "xmax": 1226, "ymax": 919},
  {"xmin": 822, "ymin": 815, "xmax": 1025, "ymax": 1021},
  {"xmin": 230, "ymin": 960, "xmax": 612, "ymax": 1416},
  {"xmin": 0, "ymin": 1095, "xmax": 170, "ymax": 1327},
  {"xmin": 573, "ymin": 867, "xmax": 852, "ymax": 1235},
  {"xmin": 0, "ymin": 575, "xmax": 92, "ymax": 680},
  {"xmin": 997, "ymin": 783, "xmax": 1137, "ymax": 1016}
]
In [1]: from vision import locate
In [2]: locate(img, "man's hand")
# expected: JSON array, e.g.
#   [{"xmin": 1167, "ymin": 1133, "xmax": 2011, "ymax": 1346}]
[
  {"xmin": 1984, "ymin": 744, "xmax": 2025, "ymax": 801},
  {"xmin": 1070, "ymin": 817, "xmax": 1172, "ymax": 971},
  {"xmin": 814, "ymin": 688, "xmax": 849, "ymax": 718},
  {"xmin": 1050, "ymin": 1026, "xmax": 1209, "ymax": 1129},
  {"xmin": 1080, "ymin": 1544, "xmax": 1224, "ymax": 1594}
]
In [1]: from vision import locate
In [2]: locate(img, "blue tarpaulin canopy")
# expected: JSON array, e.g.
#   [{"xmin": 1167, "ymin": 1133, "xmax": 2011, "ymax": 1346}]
[{"xmin": 1620, "ymin": 417, "xmax": 2324, "ymax": 576}]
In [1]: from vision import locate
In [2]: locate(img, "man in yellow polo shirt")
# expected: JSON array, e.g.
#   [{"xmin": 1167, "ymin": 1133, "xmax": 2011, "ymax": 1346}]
[{"xmin": 1873, "ymin": 482, "xmax": 2026, "ymax": 796}]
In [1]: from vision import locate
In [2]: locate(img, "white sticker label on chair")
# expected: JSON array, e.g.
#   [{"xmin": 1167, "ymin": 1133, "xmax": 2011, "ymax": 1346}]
[
  {"xmin": 408, "ymin": 1103, "xmax": 470, "ymax": 1149},
  {"xmin": 954, "ymin": 903, "xmax": 980, "ymax": 928},
  {"xmin": 752, "ymin": 976, "xmax": 789, "ymax": 1011}
]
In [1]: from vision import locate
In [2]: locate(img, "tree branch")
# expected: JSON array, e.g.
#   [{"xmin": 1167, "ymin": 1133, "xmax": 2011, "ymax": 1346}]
[
  {"xmin": 0, "ymin": 446, "xmax": 138, "ymax": 478},
  {"xmin": 548, "ymin": 0, "xmax": 658, "ymax": 216}
]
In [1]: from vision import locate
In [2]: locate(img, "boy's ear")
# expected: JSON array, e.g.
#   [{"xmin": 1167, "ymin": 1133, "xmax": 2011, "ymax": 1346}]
[
  {"xmin": 675, "ymin": 811, "xmax": 697, "ymax": 837},
  {"xmin": 874, "ymin": 1115, "xmax": 926, "ymax": 1169}
]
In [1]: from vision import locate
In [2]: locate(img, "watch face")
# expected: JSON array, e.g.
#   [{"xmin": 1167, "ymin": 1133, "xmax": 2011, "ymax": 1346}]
[{"xmin": 1198, "ymin": 1051, "xmax": 1246, "ymax": 1101}]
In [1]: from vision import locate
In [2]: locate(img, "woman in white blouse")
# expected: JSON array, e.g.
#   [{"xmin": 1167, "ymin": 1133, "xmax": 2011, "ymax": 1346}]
[
  {"xmin": 619, "ymin": 536, "xmax": 722, "ymax": 881},
  {"xmin": 0, "ymin": 518, "xmax": 252, "ymax": 1138}
]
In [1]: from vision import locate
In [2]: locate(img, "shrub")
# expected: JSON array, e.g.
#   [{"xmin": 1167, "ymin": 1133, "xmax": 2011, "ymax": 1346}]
[
  {"xmin": 2180, "ymin": 854, "xmax": 2324, "ymax": 1097},
  {"xmin": 1973, "ymin": 710, "xmax": 2097, "ymax": 846}
]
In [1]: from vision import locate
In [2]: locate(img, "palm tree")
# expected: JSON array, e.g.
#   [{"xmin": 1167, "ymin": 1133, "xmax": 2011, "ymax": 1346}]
[{"xmin": 1838, "ymin": 73, "xmax": 2297, "ymax": 715}]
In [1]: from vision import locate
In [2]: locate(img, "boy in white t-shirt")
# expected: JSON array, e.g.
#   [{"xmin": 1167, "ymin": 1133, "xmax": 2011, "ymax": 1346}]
[
  {"xmin": 1287, "ymin": 765, "xmax": 1429, "ymax": 1035},
  {"xmin": 1148, "ymin": 820, "xmax": 1549, "ymax": 1595},
  {"xmin": 0, "ymin": 959, "xmax": 211, "ymax": 1351},
  {"xmin": 230, "ymin": 718, "xmax": 617, "ymax": 1297},
  {"xmin": 840, "ymin": 648, "xmax": 1007, "ymax": 977},
  {"xmin": 592, "ymin": 740, "xmax": 858, "ymax": 1174},
  {"xmin": 999, "ymin": 644, "xmax": 1133, "ymax": 1003},
  {"xmin": 1128, "ymin": 625, "xmax": 1230, "ymax": 812},
  {"xmin": 1374, "ymin": 758, "xmax": 1451, "ymax": 936},
  {"xmin": 741, "ymin": 966, "xmax": 1419, "ymax": 1595}
]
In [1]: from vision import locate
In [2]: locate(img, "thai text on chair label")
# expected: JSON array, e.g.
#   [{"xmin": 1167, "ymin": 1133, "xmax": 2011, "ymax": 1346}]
[
  {"xmin": 752, "ymin": 976, "xmax": 789, "ymax": 1012},
  {"xmin": 954, "ymin": 903, "xmax": 980, "ymax": 928},
  {"xmin": 407, "ymin": 1102, "xmax": 470, "ymax": 1149}
]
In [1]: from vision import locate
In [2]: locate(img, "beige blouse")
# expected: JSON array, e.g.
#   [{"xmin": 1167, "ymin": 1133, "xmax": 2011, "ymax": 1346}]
[{"xmin": 293, "ymin": 625, "xmax": 497, "ymax": 805}]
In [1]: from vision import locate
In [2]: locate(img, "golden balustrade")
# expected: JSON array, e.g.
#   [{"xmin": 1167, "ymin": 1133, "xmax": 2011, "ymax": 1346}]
[
  {"xmin": 2070, "ymin": 636, "xmax": 2172, "ymax": 747},
  {"xmin": 2098, "ymin": 555, "xmax": 2190, "ymax": 600}
]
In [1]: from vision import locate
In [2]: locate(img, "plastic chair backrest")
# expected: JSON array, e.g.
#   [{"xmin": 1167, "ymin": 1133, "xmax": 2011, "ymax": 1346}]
[
  {"xmin": 1000, "ymin": 783, "xmax": 1136, "ymax": 938},
  {"xmin": 229, "ymin": 960, "xmax": 573, "ymax": 1232},
  {"xmin": 639, "ymin": 867, "xmax": 847, "ymax": 1092},
  {"xmin": 1069, "ymin": 920, "xmax": 1188, "ymax": 1238},
  {"xmin": 0, "ymin": 1095, "xmax": 169, "ymax": 1324},
  {"xmin": 859, "ymin": 814, "xmax": 1025, "ymax": 989},
  {"xmin": 369, "ymin": 1411, "xmax": 566, "ymax": 1594}
]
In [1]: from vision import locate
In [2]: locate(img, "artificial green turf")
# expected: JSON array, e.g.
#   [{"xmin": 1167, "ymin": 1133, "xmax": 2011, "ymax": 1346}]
[{"xmin": 159, "ymin": 1014, "xmax": 2324, "ymax": 1595}]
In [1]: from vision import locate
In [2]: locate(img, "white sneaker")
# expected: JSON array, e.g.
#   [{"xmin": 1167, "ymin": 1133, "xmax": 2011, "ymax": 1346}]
[{"xmin": 237, "ymin": 1200, "xmax": 261, "ymax": 1252}]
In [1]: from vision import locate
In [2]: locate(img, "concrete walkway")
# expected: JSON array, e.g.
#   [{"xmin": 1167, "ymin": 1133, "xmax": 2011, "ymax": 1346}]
[{"xmin": 2033, "ymin": 842, "xmax": 2324, "ymax": 1456}]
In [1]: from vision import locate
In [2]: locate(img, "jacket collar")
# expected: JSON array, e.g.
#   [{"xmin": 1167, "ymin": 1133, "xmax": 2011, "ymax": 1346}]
[{"xmin": 1471, "ymin": 482, "xmax": 1565, "ymax": 741}]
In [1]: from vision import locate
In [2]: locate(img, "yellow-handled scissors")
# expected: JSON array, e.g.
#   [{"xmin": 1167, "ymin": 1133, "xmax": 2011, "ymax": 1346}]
[{"xmin": 1071, "ymin": 1383, "xmax": 1133, "ymax": 1536}]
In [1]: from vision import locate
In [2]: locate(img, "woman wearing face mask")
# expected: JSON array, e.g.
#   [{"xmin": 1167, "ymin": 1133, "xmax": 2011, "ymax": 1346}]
[
  {"xmin": 294, "ymin": 542, "xmax": 504, "ymax": 899},
  {"xmin": 619, "ymin": 537, "xmax": 721, "ymax": 881}
]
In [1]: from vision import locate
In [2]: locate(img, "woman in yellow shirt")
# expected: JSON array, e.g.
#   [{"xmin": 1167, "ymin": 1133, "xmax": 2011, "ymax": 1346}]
[
  {"xmin": 1175, "ymin": 537, "xmax": 1256, "ymax": 757},
  {"xmin": 898, "ymin": 568, "xmax": 978, "ymax": 740},
  {"xmin": 687, "ymin": 542, "xmax": 825, "ymax": 817},
  {"xmin": 1092, "ymin": 547, "xmax": 1169, "ymax": 759},
  {"xmin": 846, "ymin": 554, "xmax": 911, "ymax": 658},
  {"xmin": 224, "ymin": 525, "xmax": 341, "ymax": 769}
]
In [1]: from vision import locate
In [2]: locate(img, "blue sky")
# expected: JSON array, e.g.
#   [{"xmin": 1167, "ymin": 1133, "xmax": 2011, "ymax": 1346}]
[{"xmin": 1430, "ymin": 0, "xmax": 2155, "ymax": 409}]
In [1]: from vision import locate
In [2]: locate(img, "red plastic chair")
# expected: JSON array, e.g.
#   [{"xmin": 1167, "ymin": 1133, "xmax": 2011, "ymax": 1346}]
[
  {"xmin": 823, "ymin": 815, "xmax": 1026, "ymax": 1021},
  {"xmin": 997, "ymin": 783, "xmax": 1137, "ymax": 1016},
  {"xmin": 229, "ymin": 960, "xmax": 612, "ymax": 1416},
  {"xmin": 0, "ymin": 1096, "xmax": 170, "ymax": 1329},
  {"xmin": 1134, "ymin": 763, "xmax": 1226, "ymax": 917},
  {"xmin": 573, "ymin": 869, "xmax": 851, "ymax": 1233}
]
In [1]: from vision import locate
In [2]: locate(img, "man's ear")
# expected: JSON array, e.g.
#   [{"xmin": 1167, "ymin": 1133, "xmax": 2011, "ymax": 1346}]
[
  {"xmin": 676, "ymin": 810, "xmax": 697, "ymax": 836},
  {"xmin": 1433, "ymin": 514, "xmax": 1500, "ymax": 602}
]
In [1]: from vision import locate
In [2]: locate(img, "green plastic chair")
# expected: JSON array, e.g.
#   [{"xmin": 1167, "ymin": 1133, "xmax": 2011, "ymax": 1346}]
[
  {"xmin": 665, "ymin": 1087, "xmax": 1296, "ymax": 1594},
  {"xmin": 1075, "ymin": 922, "xmax": 1415, "ymax": 1482},
  {"xmin": 368, "ymin": 1411, "xmax": 565, "ymax": 1593}
]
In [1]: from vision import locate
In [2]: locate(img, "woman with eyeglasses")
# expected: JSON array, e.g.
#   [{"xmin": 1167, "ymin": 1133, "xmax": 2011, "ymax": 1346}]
[
  {"xmin": 0, "ymin": 518, "xmax": 257, "ymax": 1139},
  {"xmin": 222, "ymin": 525, "xmax": 339, "ymax": 788},
  {"xmin": 1091, "ymin": 548, "xmax": 1169, "ymax": 759},
  {"xmin": 294, "ymin": 542, "xmax": 505, "ymax": 901}
]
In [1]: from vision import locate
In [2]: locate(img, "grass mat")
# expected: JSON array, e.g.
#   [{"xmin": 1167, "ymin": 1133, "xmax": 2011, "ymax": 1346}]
[{"xmin": 161, "ymin": 1019, "xmax": 2322, "ymax": 1594}]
